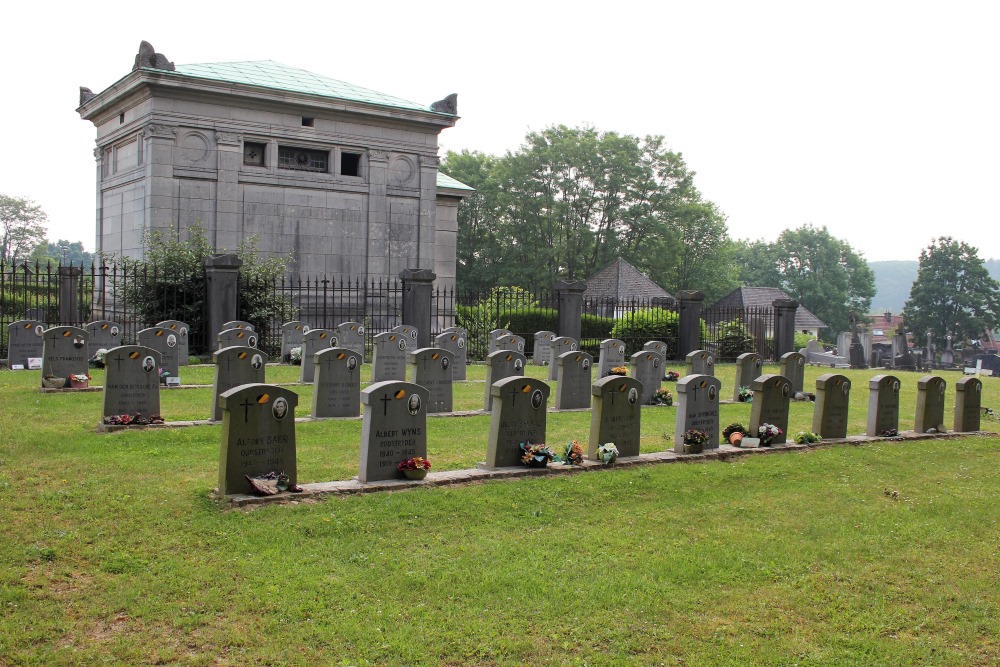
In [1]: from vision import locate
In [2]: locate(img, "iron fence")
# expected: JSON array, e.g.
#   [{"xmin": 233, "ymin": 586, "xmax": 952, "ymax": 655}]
[{"xmin": 702, "ymin": 304, "xmax": 776, "ymax": 361}]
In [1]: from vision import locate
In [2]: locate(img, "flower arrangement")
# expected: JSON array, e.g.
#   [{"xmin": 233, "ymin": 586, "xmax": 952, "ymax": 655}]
[
  {"xmin": 664, "ymin": 371, "xmax": 680, "ymax": 382},
  {"xmin": 597, "ymin": 442, "xmax": 619, "ymax": 464},
  {"xmin": 651, "ymin": 388, "xmax": 673, "ymax": 406},
  {"xmin": 519, "ymin": 441, "xmax": 556, "ymax": 467},
  {"xmin": 103, "ymin": 413, "xmax": 165, "ymax": 426},
  {"xmin": 722, "ymin": 422, "xmax": 747, "ymax": 446},
  {"xmin": 90, "ymin": 349, "xmax": 108, "ymax": 369},
  {"xmin": 563, "ymin": 440, "xmax": 585, "ymax": 465},
  {"xmin": 69, "ymin": 373, "xmax": 91, "ymax": 383},
  {"xmin": 737, "ymin": 386, "xmax": 754, "ymax": 402},
  {"xmin": 878, "ymin": 428, "xmax": 899, "ymax": 437},
  {"xmin": 398, "ymin": 456, "xmax": 431, "ymax": 472},
  {"xmin": 682, "ymin": 428, "xmax": 709, "ymax": 454},
  {"xmin": 606, "ymin": 366, "xmax": 629, "ymax": 377},
  {"xmin": 794, "ymin": 431, "xmax": 821, "ymax": 444},
  {"xmin": 758, "ymin": 423, "xmax": 782, "ymax": 446},
  {"xmin": 289, "ymin": 347, "xmax": 303, "ymax": 365}
]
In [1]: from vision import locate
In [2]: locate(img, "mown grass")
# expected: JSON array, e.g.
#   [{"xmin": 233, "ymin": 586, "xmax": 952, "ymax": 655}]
[{"xmin": 0, "ymin": 364, "xmax": 997, "ymax": 665}]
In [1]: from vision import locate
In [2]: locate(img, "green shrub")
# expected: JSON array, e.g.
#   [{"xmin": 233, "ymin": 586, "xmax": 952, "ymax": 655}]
[
  {"xmin": 715, "ymin": 319, "xmax": 756, "ymax": 360},
  {"xmin": 794, "ymin": 331, "xmax": 816, "ymax": 351}
]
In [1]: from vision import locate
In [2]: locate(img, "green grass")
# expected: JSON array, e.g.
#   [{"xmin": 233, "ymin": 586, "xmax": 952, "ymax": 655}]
[{"xmin": 0, "ymin": 364, "xmax": 998, "ymax": 665}]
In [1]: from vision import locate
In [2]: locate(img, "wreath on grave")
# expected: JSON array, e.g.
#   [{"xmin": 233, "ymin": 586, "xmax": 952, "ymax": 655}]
[
  {"xmin": 519, "ymin": 441, "xmax": 556, "ymax": 468},
  {"xmin": 606, "ymin": 366, "xmax": 629, "ymax": 377},
  {"xmin": 103, "ymin": 413, "xmax": 165, "ymax": 426},
  {"xmin": 245, "ymin": 471, "xmax": 304, "ymax": 496},
  {"xmin": 794, "ymin": 431, "xmax": 821, "ymax": 444}
]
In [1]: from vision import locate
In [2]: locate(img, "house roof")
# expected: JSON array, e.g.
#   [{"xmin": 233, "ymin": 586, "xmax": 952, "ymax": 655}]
[
  {"xmin": 584, "ymin": 258, "xmax": 675, "ymax": 303},
  {"xmin": 866, "ymin": 312, "xmax": 909, "ymax": 343},
  {"xmin": 436, "ymin": 172, "xmax": 475, "ymax": 192},
  {"xmin": 709, "ymin": 287, "xmax": 827, "ymax": 329}
]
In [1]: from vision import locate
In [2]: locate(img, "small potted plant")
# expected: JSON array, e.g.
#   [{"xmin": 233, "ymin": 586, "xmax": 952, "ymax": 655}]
[
  {"xmin": 794, "ymin": 431, "xmax": 821, "ymax": 444},
  {"xmin": 597, "ymin": 442, "xmax": 619, "ymax": 464},
  {"xmin": 722, "ymin": 423, "xmax": 747, "ymax": 446},
  {"xmin": 737, "ymin": 386, "xmax": 753, "ymax": 402},
  {"xmin": 606, "ymin": 366, "xmax": 629, "ymax": 377},
  {"xmin": 682, "ymin": 428, "xmax": 709, "ymax": 454},
  {"xmin": 90, "ymin": 349, "xmax": 108, "ymax": 369},
  {"xmin": 758, "ymin": 423, "xmax": 782, "ymax": 446},
  {"xmin": 398, "ymin": 456, "xmax": 431, "ymax": 480},
  {"xmin": 563, "ymin": 440, "xmax": 584, "ymax": 465},
  {"xmin": 664, "ymin": 370, "xmax": 680, "ymax": 382},
  {"xmin": 289, "ymin": 347, "xmax": 303, "ymax": 366},
  {"xmin": 651, "ymin": 388, "xmax": 673, "ymax": 406},
  {"xmin": 519, "ymin": 441, "xmax": 556, "ymax": 468},
  {"xmin": 69, "ymin": 373, "xmax": 91, "ymax": 389}
]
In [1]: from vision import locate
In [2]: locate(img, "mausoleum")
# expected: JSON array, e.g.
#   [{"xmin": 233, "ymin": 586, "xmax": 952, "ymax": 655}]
[{"xmin": 77, "ymin": 42, "xmax": 472, "ymax": 289}]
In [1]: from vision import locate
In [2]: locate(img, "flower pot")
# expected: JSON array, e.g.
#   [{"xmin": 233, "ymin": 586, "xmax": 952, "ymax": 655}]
[
  {"xmin": 42, "ymin": 377, "xmax": 66, "ymax": 389},
  {"xmin": 683, "ymin": 442, "xmax": 704, "ymax": 455},
  {"xmin": 70, "ymin": 379, "xmax": 89, "ymax": 389},
  {"xmin": 729, "ymin": 432, "xmax": 744, "ymax": 446},
  {"xmin": 402, "ymin": 468, "xmax": 428, "ymax": 480},
  {"xmin": 599, "ymin": 452, "xmax": 618, "ymax": 465},
  {"xmin": 525, "ymin": 458, "xmax": 549, "ymax": 469}
]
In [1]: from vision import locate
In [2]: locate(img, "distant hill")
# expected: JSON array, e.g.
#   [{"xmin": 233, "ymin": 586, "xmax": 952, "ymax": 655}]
[{"xmin": 869, "ymin": 258, "xmax": 1000, "ymax": 314}]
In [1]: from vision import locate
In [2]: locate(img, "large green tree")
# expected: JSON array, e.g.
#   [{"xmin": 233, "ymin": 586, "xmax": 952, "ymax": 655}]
[
  {"xmin": 903, "ymin": 237, "xmax": 1000, "ymax": 343},
  {"xmin": 0, "ymin": 195, "xmax": 48, "ymax": 264}
]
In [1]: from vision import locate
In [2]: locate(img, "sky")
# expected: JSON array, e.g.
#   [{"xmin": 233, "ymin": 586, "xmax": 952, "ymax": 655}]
[{"xmin": 3, "ymin": 1, "xmax": 998, "ymax": 262}]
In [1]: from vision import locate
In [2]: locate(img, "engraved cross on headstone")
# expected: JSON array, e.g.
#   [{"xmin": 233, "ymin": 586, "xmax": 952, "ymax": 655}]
[
  {"xmin": 380, "ymin": 393, "xmax": 392, "ymax": 416},
  {"xmin": 240, "ymin": 397, "xmax": 253, "ymax": 423}
]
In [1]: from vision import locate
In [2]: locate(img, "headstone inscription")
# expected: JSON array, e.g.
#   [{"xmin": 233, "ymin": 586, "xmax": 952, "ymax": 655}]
[
  {"xmin": 218, "ymin": 328, "xmax": 258, "ymax": 351},
  {"xmin": 598, "ymin": 339, "xmax": 627, "ymax": 378},
  {"xmin": 391, "ymin": 325, "xmax": 419, "ymax": 347},
  {"xmin": 359, "ymin": 381, "xmax": 428, "ymax": 482},
  {"xmin": 548, "ymin": 337, "xmax": 578, "ymax": 380},
  {"xmin": 409, "ymin": 348, "xmax": 454, "ymax": 414},
  {"xmin": 223, "ymin": 320, "xmax": 255, "ymax": 331},
  {"xmin": 41, "ymin": 326, "xmax": 90, "ymax": 386},
  {"xmin": 914, "ymin": 375, "xmax": 947, "ymax": 433},
  {"xmin": 748, "ymin": 374, "xmax": 792, "ymax": 445},
  {"xmin": 589, "ymin": 375, "xmax": 642, "ymax": 459},
  {"xmin": 312, "ymin": 348, "xmax": 362, "ymax": 418},
  {"xmin": 6, "ymin": 320, "xmax": 45, "ymax": 368},
  {"xmin": 779, "ymin": 351, "xmax": 806, "ymax": 394},
  {"xmin": 629, "ymin": 350, "xmax": 663, "ymax": 405},
  {"xmin": 685, "ymin": 350, "xmax": 715, "ymax": 377},
  {"xmin": 335, "ymin": 321, "xmax": 366, "ymax": 362},
  {"xmin": 484, "ymin": 350, "xmax": 526, "ymax": 411},
  {"xmin": 954, "ymin": 377, "xmax": 982, "ymax": 432},
  {"xmin": 733, "ymin": 353, "xmax": 764, "ymax": 400},
  {"xmin": 280, "ymin": 321, "xmax": 307, "ymax": 362},
  {"xmin": 211, "ymin": 346, "xmax": 265, "ymax": 421},
  {"xmin": 485, "ymin": 376, "xmax": 550, "ymax": 468},
  {"xmin": 488, "ymin": 328, "xmax": 513, "ymax": 354},
  {"xmin": 866, "ymin": 374, "xmax": 901, "ymax": 436},
  {"xmin": 371, "ymin": 332, "xmax": 408, "ymax": 383},
  {"xmin": 217, "ymin": 384, "xmax": 298, "ymax": 496},
  {"xmin": 86, "ymin": 320, "xmax": 122, "ymax": 360},
  {"xmin": 137, "ymin": 326, "xmax": 180, "ymax": 379},
  {"xmin": 812, "ymin": 373, "xmax": 851, "ymax": 439},
  {"xmin": 554, "ymin": 351, "xmax": 593, "ymax": 410},
  {"xmin": 102, "ymin": 346, "xmax": 161, "ymax": 419},
  {"xmin": 434, "ymin": 331, "xmax": 467, "ymax": 380},
  {"xmin": 156, "ymin": 320, "xmax": 190, "ymax": 365},
  {"xmin": 533, "ymin": 331, "xmax": 556, "ymax": 366},
  {"xmin": 674, "ymin": 374, "xmax": 721, "ymax": 453},
  {"xmin": 300, "ymin": 329, "xmax": 338, "ymax": 383},
  {"xmin": 495, "ymin": 334, "xmax": 526, "ymax": 354}
]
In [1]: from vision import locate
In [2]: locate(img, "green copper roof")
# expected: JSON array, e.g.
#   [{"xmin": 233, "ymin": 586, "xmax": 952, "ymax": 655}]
[
  {"xmin": 161, "ymin": 60, "xmax": 435, "ymax": 114},
  {"xmin": 436, "ymin": 172, "xmax": 475, "ymax": 191}
]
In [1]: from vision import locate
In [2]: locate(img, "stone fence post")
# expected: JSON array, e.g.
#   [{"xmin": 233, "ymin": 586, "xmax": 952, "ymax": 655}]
[
  {"xmin": 554, "ymin": 280, "xmax": 587, "ymax": 341},
  {"xmin": 676, "ymin": 290, "xmax": 704, "ymax": 359},
  {"xmin": 400, "ymin": 269, "xmax": 436, "ymax": 348},
  {"xmin": 58, "ymin": 266, "xmax": 83, "ymax": 324},
  {"xmin": 772, "ymin": 298, "xmax": 799, "ymax": 359},
  {"xmin": 205, "ymin": 254, "xmax": 242, "ymax": 351}
]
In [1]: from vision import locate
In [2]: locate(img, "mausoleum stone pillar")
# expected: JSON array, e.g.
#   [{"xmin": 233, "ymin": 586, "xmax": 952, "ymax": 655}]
[
  {"xmin": 772, "ymin": 298, "xmax": 798, "ymax": 358},
  {"xmin": 554, "ymin": 280, "xmax": 587, "ymax": 341},
  {"xmin": 214, "ymin": 132, "xmax": 243, "ymax": 251},
  {"xmin": 205, "ymin": 254, "xmax": 242, "ymax": 351},
  {"xmin": 58, "ymin": 266, "xmax": 83, "ymax": 324},
  {"xmin": 400, "ymin": 269, "xmax": 436, "ymax": 348},
  {"xmin": 677, "ymin": 290, "xmax": 705, "ymax": 359}
]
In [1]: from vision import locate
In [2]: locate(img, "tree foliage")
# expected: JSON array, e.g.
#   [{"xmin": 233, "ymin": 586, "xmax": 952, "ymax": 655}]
[
  {"xmin": 0, "ymin": 195, "xmax": 48, "ymax": 264},
  {"xmin": 903, "ymin": 237, "xmax": 1000, "ymax": 343}
]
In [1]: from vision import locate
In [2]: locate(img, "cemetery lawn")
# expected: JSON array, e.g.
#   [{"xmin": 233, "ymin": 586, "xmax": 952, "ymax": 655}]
[{"xmin": 0, "ymin": 365, "xmax": 997, "ymax": 666}]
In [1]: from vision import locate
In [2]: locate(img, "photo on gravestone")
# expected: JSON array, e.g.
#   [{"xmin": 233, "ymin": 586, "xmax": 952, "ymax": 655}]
[
  {"xmin": 156, "ymin": 320, "xmax": 190, "ymax": 365},
  {"xmin": 409, "ymin": 348, "xmax": 454, "ymax": 414},
  {"xmin": 391, "ymin": 325, "xmax": 419, "ymax": 344},
  {"xmin": 533, "ymin": 331, "xmax": 555, "ymax": 365},
  {"xmin": 914, "ymin": 375, "xmax": 947, "ymax": 433},
  {"xmin": 102, "ymin": 346, "xmax": 162, "ymax": 420},
  {"xmin": 300, "ymin": 329, "xmax": 338, "ymax": 384},
  {"xmin": 555, "ymin": 351, "xmax": 593, "ymax": 410},
  {"xmin": 359, "ymin": 381, "xmax": 428, "ymax": 482},
  {"xmin": 780, "ymin": 351, "xmax": 807, "ymax": 394},
  {"xmin": 280, "ymin": 321, "xmax": 306, "ymax": 362},
  {"xmin": 211, "ymin": 346, "xmax": 266, "ymax": 421},
  {"xmin": 589, "ymin": 375, "xmax": 643, "ymax": 459},
  {"xmin": 41, "ymin": 326, "xmax": 90, "ymax": 388},
  {"xmin": 733, "ymin": 353, "xmax": 764, "ymax": 401},
  {"xmin": 674, "ymin": 374, "xmax": 722, "ymax": 453},
  {"xmin": 7, "ymin": 320, "xmax": 45, "ymax": 368},
  {"xmin": 335, "ymin": 321, "xmax": 366, "ymax": 362},
  {"xmin": 434, "ymin": 331, "xmax": 467, "ymax": 380},
  {"xmin": 954, "ymin": 377, "xmax": 983, "ymax": 432},
  {"xmin": 686, "ymin": 350, "xmax": 715, "ymax": 377},
  {"xmin": 548, "ymin": 337, "xmax": 577, "ymax": 380},
  {"xmin": 484, "ymin": 350, "xmax": 527, "ymax": 411},
  {"xmin": 629, "ymin": 350, "xmax": 663, "ymax": 405},
  {"xmin": 371, "ymin": 332, "xmax": 408, "ymax": 383},
  {"xmin": 312, "ymin": 348, "xmax": 363, "ymax": 418},
  {"xmin": 138, "ymin": 326, "xmax": 180, "ymax": 380},
  {"xmin": 866, "ymin": 374, "xmax": 901, "ymax": 436},
  {"xmin": 86, "ymin": 320, "xmax": 121, "ymax": 361},
  {"xmin": 218, "ymin": 384, "xmax": 298, "ymax": 496},
  {"xmin": 598, "ymin": 339, "xmax": 626, "ymax": 378},
  {"xmin": 812, "ymin": 373, "xmax": 851, "ymax": 439},
  {"xmin": 485, "ymin": 376, "xmax": 550, "ymax": 468},
  {"xmin": 748, "ymin": 375, "xmax": 792, "ymax": 445}
]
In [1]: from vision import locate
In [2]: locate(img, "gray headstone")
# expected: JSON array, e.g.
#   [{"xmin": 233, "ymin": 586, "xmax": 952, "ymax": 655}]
[
  {"xmin": 733, "ymin": 353, "xmax": 764, "ymax": 400},
  {"xmin": 485, "ymin": 376, "xmax": 550, "ymax": 468},
  {"xmin": 598, "ymin": 339, "xmax": 627, "ymax": 378},
  {"xmin": 442, "ymin": 326, "xmax": 461, "ymax": 334},
  {"xmin": 312, "ymin": 348, "xmax": 362, "ymax": 418},
  {"xmin": 211, "ymin": 346, "xmax": 266, "ymax": 421},
  {"xmin": 685, "ymin": 350, "xmax": 715, "ymax": 377},
  {"xmin": 803, "ymin": 339, "xmax": 848, "ymax": 367},
  {"xmin": 280, "ymin": 321, "xmax": 307, "ymax": 362},
  {"xmin": 748, "ymin": 374, "xmax": 792, "ymax": 445},
  {"xmin": 484, "ymin": 350, "xmax": 526, "ymax": 411},
  {"xmin": 218, "ymin": 383, "xmax": 298, "ymax": 496},
  {"xmin": 102, "ymin": 345, "xmax": 161, "ymax": 419},
  {"xmin": 391, "ymin": 325, "xmax": 419, "ymax": 347},
  {"xmin": 359, "ymin": 381, "xmax": 428, "ymax": 482},
  {"xmin": 954, "ymin": 377, "xmax": 983, "ymax": 432},
  {"xmin": 223, "ymin": 320, "xmax": 255, "ymax": 332},
  {"xmin": 780, "ymin": 351, "xmax": 806, "ymax": 393},
  {"xmin": 974, "ymin": 354, "xmax": 1000, "ymax": 375},
  {"xmin": 914, "ymin": 375, "xmax": 947, "ymax": 433},
  {"xmin": 674, "ymin": 374, "xmax": 721, "ymax": 453},
  {"xmin": 408, "ymin": 347, "xmax": 454, "ymax": 414},
  {"xmin": 533, "ymin": 331, "xmax": 556, "ymax": 366},
  {"xmin": 300, "ymin": 329, "xmax": 338, "ymax": 383},
  {"xmin": 548, "ymin": 337, "xmax": 578, "ymax": 380},
  {"xmin": 218, "ymin": 328, "xmax": 258, "ymax": 351},
  {"xmin": 812, "ymin": 373, "xmax": 851, "ymax": 439},
  {"xmin": 372, "ymin": 332, "xmax": 408, "ymax": 383},
  {"xmin": 589, "ymin": 375, "xmax": 643, "ymax": 459},
  {"xmin": 156, "ymin": 320, "xmax": 190, "ymax": 365},
  {"xmin": 866, "ymin": 374, "xmax": 901, "ymax": 436},
  {"xmin": 6, "ymin": 320, "xmax": 44, "ymax": 368},
  {"xmin": 41, "ymin": 326, "xmax": 89, "ymax": 386},
  {"xmin": 629, "ymin": 350, "xmax": 663, "ymax": 405},
  {"xmin": 86, "ymin": 320, "xmax": 123, "ymax": 360},
  {"xmin": 489, "ymin": 329, "xmax": 513, "ymax": 354},
  {"xmin": 335, "ymin": 321, "xmax": 366, "ymax": 362},
  {"xmin": 434, "ymin": 330, "xmax": 467, "ymax": 380},
  {"xmin": 495, "ymin": 334, "xmax": 526, "ymax": 354},
  {"xmin": 643, "ymin": 341, "xmax": 668, "ymax": 358},
  {"xmin": 137, "ymin": 326, "xmax": 180, "ymax": 379},
  {"xmin": 554, "ymin": 351, "xmax": 593, "ymax": 410}
]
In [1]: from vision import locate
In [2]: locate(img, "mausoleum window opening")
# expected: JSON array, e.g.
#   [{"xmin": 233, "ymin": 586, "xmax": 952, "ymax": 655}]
[
  {"xmin": 243, "ymin": 142, "xmax": 266, "ymax": 167},
  {"xmin": 341, "ymin": 152, "xmax": 362, "ymax": 177},
  {"xmin": 278, "ymin": 146, "xmax": 329, "ymax": 173},
  {"xmin": 119, "ymin": 112, "xmax": 125, "ymax": 125},
  {"xmin": 301, "ymin": 117, "xmax": 314, "ymax": 127}
]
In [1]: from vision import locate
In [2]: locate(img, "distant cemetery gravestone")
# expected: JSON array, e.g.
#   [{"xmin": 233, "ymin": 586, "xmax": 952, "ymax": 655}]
[
  {"xmin": 548, "ymin": 337, "xmax": 577, "ymax": 380},
  {"xmin": 371, "ymin": 332, "xmax": 408, "ymax": 383},
  {"xmin": 954, "ymin": 377, "xmax": 982, "ymax": 432},
  {"xmin": 336, "ymin": 321, "xmax": 366, "ymax": 361},
  {"xmin": 674, "ymin": 374, "xmax": 721, "ymax": 453},
  {"xmin": 102, "ymin": 346, "xmax": 161, "ymax": 419},
  {"xmin": 780, "ymin": 351, "xmax": 806, "ymax": 394},
  {"xmin": 434, "ymin": 330, "xmax": 467, "ymax": 380},
  {"xmin": 597, "ymin": 339, "xmax": 626, "ymax": 378},
  {"xmin": 686, "ymin": 350, "xmax": 715, "ymax": 377},
  {"xmin": 41, "ymin": 326, "xmax": 89, "ymax": 387},
  {"xmin": 7, "ymin": 320, "xmax": 44, "ymax": 368},
  {"xmin": 484, "ymin": 350, "xmax": 526, "ymax": 411},
  {"xmin": 137, "ymin": 326, "xmax": 181, "ymax": 379},
  {"xmin": 409, "ymin": 348, "xmax": 454, "ymax": 414},
  {"xmin": 748, "ymin": 374, "xmax": 792, "ymax": 445},
  {"xmin": 280, "ymin": 321, "xmax": 307, "ymax": 362},
  {"xmin": 812, "ymin": 373, "xmax": 851, "ymax": 439},
  {"xmin": 589, "ymin": 375, "xmax": 642, "ymax": 459},
  {"xmin": 312, "ymin": 348, "xmax": 363, "ymax": 418},
  {"xmin": 866, "ymin": 375, "xmax": 901, "ymax": 436},
  {"xmin": 733, "ymin": 353, "xmax": 763, "ymax": 401},
  {"xmin": 218, "ymin": 328, "xmax": 258, "ymax": 351},
  {"xmin": 554, "ymin": 351, "xmax": 592, "ymax": 410},
  {"xmin": 533, "ymin": 331, "xmax": 555, "ymax": 366},
  {"xmin": 211, "ymin": 346, "xmax": 266, "ymax": 421},
  {"xmin": 156, "ymin": 320, "xmax": 190, "ymax": 365},
  {"xmin": 86, "ymin": 320, "xmax": 122, "ymax": 359},
  {"xmin": 300, "ymin": 329, "xmax": 338, "ymax": 383},
  {"xmin": 629, "ymin": 350, "xmax": 663, "ymax": 405},
  {"xmin": 914, "ymin": 375, "xmax": 947, "ymax": 433}
]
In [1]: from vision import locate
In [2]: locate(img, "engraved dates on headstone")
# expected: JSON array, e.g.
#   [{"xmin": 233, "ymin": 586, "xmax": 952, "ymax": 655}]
[
  {"xmin": 733, "ymin": 353, "xmax": 764, "ymax": 401},
  {"xmin": 866, "ymin": 374, "xmax": 901, "ymax": 437},
  {"xmin": 409, "ymin": 347, "xmax": 454, "ymax": 414},
  {"xmin": 138, "ymin": 326, "xmax": 181, "ymax": 379},
  {"xmin": 914, "ymin": 374, "xmax": 947, "ymax": 433},
  {"xmin": 686, "ymin": 350, "xmax": 715, "ymax": 377},
  {"xmin": 41, "ymin": 326, "xmax": 90, "ymax": 386},
  {"xmin": 812, "ymin": 373, "xmax": 851, "ymax": 439},
  {"xmin": 359, "ymin": 381, "xmax": 428, "ymax": 482},
  {"xmin": 485, "ymin": 377, "xmax": 550, "ymax": 468},
  {"xmin": 484, "ymin": 350, "xmax": 526, "ymax": 411},
  {"xmin": 6, "ymin": 320, "xmax": 45, "ymax": 368},
  {"xmin": 954, "ymin": 377, "xmax": 983, "ymax": 432},
  {"xmin": 629, "ymin": 350, "xmax": 663, "ymax": 405},
  {"xmin": 372, "ymin": 332, "xmax": 408, "ymax": 383},
  {"xmin": 218, "ymin": 383, "xmax": 298, "ymax": 496},
  {"xmin": 598, "ymin": 339, "xmax": 627, "ymax": 378},
  {"xmin": 748, "ymin": 374, "xmax": 792, "ymax": 445},
  {"xmin": 434, "ymin": 330, "xmax": 467, "ymax": 380},
  {"xmin": 102, "ymin": 345, "xmax": 162, "ymax": 419},
  {"xmin": 554, "ymin": 351, "xmax": 592, "ymax": 410},
  {"xmin": 312, "ymin": 348, "xmax": 362, "ymax": 418},
  {"xmin": 300, "ymin": 329, "xmax": 338, "ymax": 384},
  {"xmin": 674, "ymin": 374, "xmax": 721, "ymax": 453},
  {"xmin": 589, "ymin": 376, "xmax": 643, "ymax": 459},
  {"xmin": 211, "ymin": 346, "xmax": 266, "ymax": 421}
]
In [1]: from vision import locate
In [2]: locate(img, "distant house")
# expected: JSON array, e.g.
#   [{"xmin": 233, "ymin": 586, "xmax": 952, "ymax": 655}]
[
  {"xmin": 708, "ymin": 287, "xmax": 827, "ymax": 338},
  {"xmin": 583, "ymin": 258, "xmax": 675, "ymax": 316},
  {"xmin": 865, "ymin": 311, "xmax": 911, "ymax": 347}
]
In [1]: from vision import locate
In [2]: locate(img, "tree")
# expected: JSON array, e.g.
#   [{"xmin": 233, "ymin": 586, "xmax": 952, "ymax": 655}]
[
  {"xmin": 903, "ymin": 237, "xmax": 1000, "ymax": 344},
  {"xmin": 0, "ymin": 195, "xmax": 48, "ymax": 264}
]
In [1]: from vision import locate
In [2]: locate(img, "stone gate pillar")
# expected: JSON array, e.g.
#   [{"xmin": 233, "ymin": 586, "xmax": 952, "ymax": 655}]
[
  {"xmin": 554, "ymin": 280, "xmax": 586, "ymax": 341},
  {"xmin": 677, "ymin": 290, "xmax": 705, "ymax": 359},
  {"xmin": 205, "ymin": 254, "xmax": 242, "ymax": 351},
  {"xmin": 58, "ymin": 266, "xmax": 83, "ymax": 324},
  {"xmin": 400, "ymin": 268, "xmax": 436, "ymax": 348},
  {"xmin": 772, "ymin": 298, "xmax": 798, "ymax": 359}
]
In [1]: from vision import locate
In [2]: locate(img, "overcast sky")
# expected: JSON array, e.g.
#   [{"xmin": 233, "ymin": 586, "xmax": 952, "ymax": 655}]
[{"xmin": 3, "ymin": 1, "xmax": 998, "ymax": 262}]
